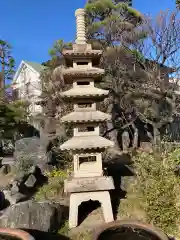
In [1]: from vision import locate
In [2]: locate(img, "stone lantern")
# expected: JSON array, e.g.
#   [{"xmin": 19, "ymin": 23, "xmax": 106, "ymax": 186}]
[{"xmin": 59, "ymin": 8, "xmax": 115, "ymax": 228}]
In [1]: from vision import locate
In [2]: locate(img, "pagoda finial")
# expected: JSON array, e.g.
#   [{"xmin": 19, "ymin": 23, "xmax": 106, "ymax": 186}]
[{"xmin": 75, "ymin": 8, "xmax": 86, "ymax": 44}]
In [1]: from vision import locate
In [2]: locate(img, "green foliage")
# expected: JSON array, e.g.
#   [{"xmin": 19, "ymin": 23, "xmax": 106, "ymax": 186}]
[
  {"xmin": 176, "ymin": 0, "xmax": 180, "ymax": 8},
  {"xmin": 45, "ymin": 168, "xmax": 69, "ymax": 179},
  {"xmin": 85, "ymin": 0, "xmax": 142, "ymax": 44},
  {"xmin": 0, "ymin": 40, "xmax": 27, "ymax": 140},
  {"xmin": 0, "ymin": 39, "xmax": 15, "ymax": 83},
  {"xmin": 58, "ymin": 221, "xmax": 91, "ymax": 239},
  {"xmin": 35, "ymin": 168, "xmax": 69, "ymax": 202},
  {"xmin": 49, "ymin": 39, "xmax": 72, "ymax": 59},
  {"xmin": 86, "ymin": 0, "xmax": 140, "ymax": 18},
  {"xmin": 131, "ymin": 49, "xmax": 145, "ymax": 63},
  {"xmin": 85, "ymin": 1, "xmax": 177, "ymax": 138},
  {"xmin": 72, "ymin": 231, "xmax": 92, "ymax": 240},
  {"xmin": 126, "ymin": 150, "xmax": 180, "ymax": 236},
  {"xmin": 58, "ymin": 221, "xmax": 69, "ymax": 236},
  {"xmin": 0, "ymin": 99, "xmax": 28, "ymax": 139},
  {"xmin": 169, "ymin": 147, "xmax": 180, "ymax": 165}
]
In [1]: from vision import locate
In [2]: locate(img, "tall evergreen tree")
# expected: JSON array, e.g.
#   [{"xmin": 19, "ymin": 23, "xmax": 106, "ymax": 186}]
[
  {"xmin": 176, "ymin": 0, "xmax": 180, "ymax": 9},
  {"xmin": 85, "ymin": 0, "xmax": 148, "ymax": 151},
  {"xmin": 85, "ymin": 1, "xmax": 179, "ymax": 149},
  {"xmin": 0, "ymin": 40, "xmax": 15, "ymax": 95},
  {"xmin": 85, "ymin": 0, "xmax": 142, "ymax": 47}
]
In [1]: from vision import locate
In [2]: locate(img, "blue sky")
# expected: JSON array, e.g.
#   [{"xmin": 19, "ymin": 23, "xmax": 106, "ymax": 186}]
[{"xmin": 0, "ymin": 0, "xmax": 176, "ymax": 69}]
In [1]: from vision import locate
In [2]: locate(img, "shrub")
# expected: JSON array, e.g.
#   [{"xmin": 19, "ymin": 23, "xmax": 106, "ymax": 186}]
[
  {"xmin": 169, "ymin": 147, "xmax": 180, "ymax": 165},
  {"xmin": 125, "ymin": 150, "xmax": 180, "ymax": 236},
  {"xmin": 35, "ymin": 168, "xmax": 70, "ymax": 202}
]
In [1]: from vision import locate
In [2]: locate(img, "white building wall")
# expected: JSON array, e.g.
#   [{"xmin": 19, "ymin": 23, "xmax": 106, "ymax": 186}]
[{"xmin": 14, "ymin": 63, "xmax": 43, "ymax": 131}]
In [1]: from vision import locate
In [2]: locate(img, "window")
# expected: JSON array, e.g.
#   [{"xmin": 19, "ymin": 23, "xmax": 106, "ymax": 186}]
[
  {"xmin": 78, "ymin": 126, "xmax": 95, "ymax": 132},
  {"xmin": 77, "ymin": 61, "xmax": 88, "ymax": 65},
  {"xmin": 77, "ymin": 81, "xmax": 90, "ymax": 85},
  {"xmin": 79, "ymin": 156, "xmax": 97, "ymax": 165},
  {"xmin": 78, "ymin": 103, "xmax": 92, "ymax": 108}
]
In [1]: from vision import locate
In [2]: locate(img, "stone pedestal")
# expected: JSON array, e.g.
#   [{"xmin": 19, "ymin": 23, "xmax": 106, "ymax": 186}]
[
  {"xmin": 64, "ymin": 176, "xmax": 114, "ymax": 193},
  {"xmin": 69, "ymin": 191, "xmax": 114, "ymax": 228}
]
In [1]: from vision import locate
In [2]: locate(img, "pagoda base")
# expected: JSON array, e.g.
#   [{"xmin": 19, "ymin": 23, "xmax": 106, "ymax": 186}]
[
  {"xmin": 69, "ymin": 191, "xmax": 114, "ymax": 228},
  {"xmin": 64, "ymin": 176, "xmax": 114, "ymax": 193}
]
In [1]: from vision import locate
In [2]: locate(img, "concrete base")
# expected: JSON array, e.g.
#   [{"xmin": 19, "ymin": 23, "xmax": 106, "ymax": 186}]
[{"xmin": 69, "ymin": 191, "xmax": 114, "ymax": 228}]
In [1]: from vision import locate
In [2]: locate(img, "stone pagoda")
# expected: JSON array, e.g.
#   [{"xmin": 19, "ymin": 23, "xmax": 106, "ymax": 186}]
[{"xmin": 59, "ymin": 8, "xmax": 115, "ymax": 228}]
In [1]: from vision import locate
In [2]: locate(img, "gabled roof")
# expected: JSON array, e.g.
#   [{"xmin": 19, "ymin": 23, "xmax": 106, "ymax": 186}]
[
  {"xmin": 24, "ymin": 61, "xmax": 47, "ymax": 73},
  {"xmin": 13, "ymin": 60, "xmax": 47, "ymax": 83}
]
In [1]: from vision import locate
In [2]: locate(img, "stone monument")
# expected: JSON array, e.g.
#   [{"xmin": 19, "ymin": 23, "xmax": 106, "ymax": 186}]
[{"xmin": 59, "ymin": 8, "xmax": 115, "ymax": 228}]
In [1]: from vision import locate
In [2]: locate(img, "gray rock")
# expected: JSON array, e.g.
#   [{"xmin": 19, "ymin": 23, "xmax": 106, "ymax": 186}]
[
  {"xmin": 10, "ymin": 181, "xmax": 19, "ymax": 195},
  {"xmin": 0, "ymin": 165, "xmax": 8, "ymax": 175},
  {"xmin": 29, "ymin": 166, "xmax": 36, "ymax": 174},
  {"xmin": 14, "ymin": 137, "xmax": 48, "ymax": 172},
  {"xmin": 0, "ymin": 200, "xmax": 63, "ymax": 232},
  {"xmin": 14, "ymin": 171, "xmax": 28, "ymax": 183},
  {"xmin": 3, "ymin": 190, "xmax": 27, "ymax": 205},
  {"xmin": 24, "ymin": 174, "xmax": 37, "ymax": 188},
  {"xmin": 2, "ymin": 157, "xmax": 14, "ymax": 166}
]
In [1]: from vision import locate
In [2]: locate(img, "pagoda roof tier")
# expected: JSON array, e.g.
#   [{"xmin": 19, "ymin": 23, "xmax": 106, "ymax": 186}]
[
  {"xmin": 63, "ymin": 44, "xmax": 102, "ymax": 59},
  {"xmin": 60, "ymin": 135, "xmax": 114, "ymax": 151},
  {"xmin": 62, "ymin": 67, "xmax": 104, "ymax": 84},
  {"xmin": 61, "ymin": 87, "xmax": 109, "ymax": 98},
  {"xmin": 61, "ymin": 110, "xmax": 111, "ymax": 123}
]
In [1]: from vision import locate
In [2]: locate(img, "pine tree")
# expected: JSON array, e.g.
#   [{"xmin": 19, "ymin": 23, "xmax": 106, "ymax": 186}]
[
  {"xmin": 0, "ymin": 40, "xmax": 15, "ymax": 96},
  {"xmin": 0, "ymin": 40, "xmax": 28, "ymax": 140},
  {"xmin": 85, "ymin": 0, "xmax": 142, "ymax": 47},
  {"xmin": 176, "ymin": 0, "xmax": 180, "ymax": 9},
  {"xmin": 85, "ymin": 1, "xmax": 178, "ymax": 148}
]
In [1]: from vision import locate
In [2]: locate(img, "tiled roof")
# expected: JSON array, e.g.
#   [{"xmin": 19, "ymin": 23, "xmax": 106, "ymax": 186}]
[
  {"xmin": 60, "ymin": 135, "xmax": 114, "ymax": 151},
  {"xmin": 62, "ymin": 43, "xmax": 102, "ymax": 58},
  {"xmin": 61, "ymin": 87, "xmax": 109, "ymax": 98},
  {"xmin": 60, "ymin": 66, "xmax": 104, "ymax": 84},
  {"xmin": 61, "ymin": 110, "xmax": 111, "ymax": 123}
]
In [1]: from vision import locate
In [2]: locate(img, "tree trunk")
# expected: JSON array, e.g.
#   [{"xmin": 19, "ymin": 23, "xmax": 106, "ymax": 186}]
[
  {"xmin": 132, "ymin": 123, "xmax": 138, "ymax": 149},
  {"xmin": 122, "ymin": 130, "xmax": 130, "ymax": 153},
  {"xmin": 0, "ymin": 50, "xmax": 5, "ymax": 98},
  {"xmin": 106, "ymin": 103, "xmax": 119, "ymax": 145},
  {"xmin": 104, "ymin": 103, "xmax": 122, "ymax": 161},
  {"xmin": 153, "ymin": 125, "xmax": 161, "ymax": 151}
]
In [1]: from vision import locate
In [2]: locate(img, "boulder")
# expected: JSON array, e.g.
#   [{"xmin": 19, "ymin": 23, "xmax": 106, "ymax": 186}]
[
  {"xmin": 0, "ymin": 200, "xmax": 63, "ymax": 232},
  {"xmin": 10, "ymin": 181, "xmax": 19, "ymax": 195},
  {"xmin": 3, "ymin": 190, "xmax": 27, "ymax": 205},
  {"xmin": 14, "ymin": 137, "xmax": 48, "ymax": 172},
  {"xmin": 0, "ymin": 165, "xmax": 8, "ymax": 175},
  {"xmin": 10, "ymin": 166, "xmax": 48, "ymax": 198},
  {"xmin": 29, "ymin": 166, "xmax": 37, "ymax": 175},
  {"xmin": 14, "ymin": 171, "xmax": 28, "ymax": 183},
  {"xmin": 24, "ymin": 174, "xmax": 37, "ymax": 188}
]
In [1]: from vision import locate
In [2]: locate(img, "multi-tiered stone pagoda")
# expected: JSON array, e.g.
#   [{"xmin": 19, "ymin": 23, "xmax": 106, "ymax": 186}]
[{"xmin": 59, "ymin": 8, "xmax": 115, "ymax": 228}]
